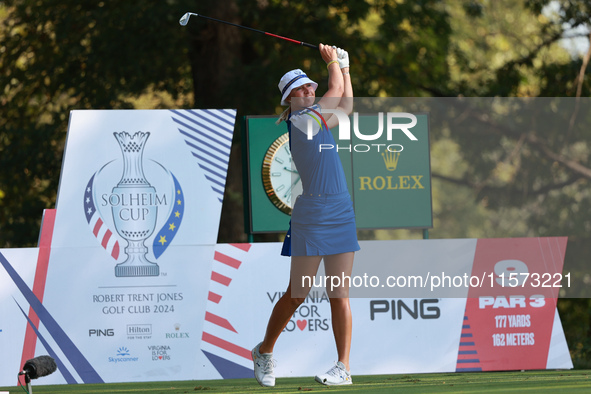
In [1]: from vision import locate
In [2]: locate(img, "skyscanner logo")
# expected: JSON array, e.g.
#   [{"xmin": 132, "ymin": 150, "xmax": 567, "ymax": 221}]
[{"xmin": 108, "ymin": 347, "xmax": 139, "ymax": 363}]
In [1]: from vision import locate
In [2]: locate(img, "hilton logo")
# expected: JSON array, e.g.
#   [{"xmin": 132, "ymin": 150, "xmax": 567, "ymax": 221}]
[
  {"xmin": 83, "ymin": 132, "xmax": 185, "ymax": 277},
  {"xmin": 127, "ymin": 324, "xmax": 152, "ymax": 339},
  {"xmin": 127, "ymin": 324, "xmax": 152, "ymax": 335}
]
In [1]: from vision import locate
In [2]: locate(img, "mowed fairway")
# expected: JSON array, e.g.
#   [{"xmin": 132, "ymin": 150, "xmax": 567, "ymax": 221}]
[{"xmin": 1, "ymin": 370, "xmax": 590, "ymax": 393}]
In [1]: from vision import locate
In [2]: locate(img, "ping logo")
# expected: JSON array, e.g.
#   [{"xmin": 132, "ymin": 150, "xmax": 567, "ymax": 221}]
[{"xmin": 89, "ymin": 328, "xmax": 114, "ymax": 337}]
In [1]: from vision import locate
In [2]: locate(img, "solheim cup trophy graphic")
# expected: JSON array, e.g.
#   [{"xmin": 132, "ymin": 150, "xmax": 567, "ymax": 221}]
[{"xmin": 112, "ymin": 131, "xmax": 159, "ymax": 277}]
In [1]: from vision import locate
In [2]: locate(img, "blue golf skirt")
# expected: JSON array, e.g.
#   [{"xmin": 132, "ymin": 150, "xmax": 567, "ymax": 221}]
[{"xmin": 281, "ymin": 191, "xmax": 360, "ymax": 257}]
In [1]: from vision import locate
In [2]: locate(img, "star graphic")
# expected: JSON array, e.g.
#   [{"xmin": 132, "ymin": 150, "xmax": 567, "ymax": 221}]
[
  {"xmin": 158, "ymin": 235, "xmax": 167, "ymax": 245},
  {"xmin": 169, "ymin": 223, "xmax": 176, "ymax": 231},
  {"xmin": 177, "ymin": 199, "xmax": 182, "ymax": 205},
  {"xmin": 87, "ymin": 208, "xmax": 93, "ymax": 215},
  {"xmin": 175, "ymin": 211, "xmax": 180, "ymax": 218}
]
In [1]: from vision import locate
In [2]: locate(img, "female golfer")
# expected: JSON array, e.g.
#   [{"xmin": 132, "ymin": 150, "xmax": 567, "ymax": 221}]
[{"xmin": 252, "ymin": 43, "xmax": 359, "ymax": 387}]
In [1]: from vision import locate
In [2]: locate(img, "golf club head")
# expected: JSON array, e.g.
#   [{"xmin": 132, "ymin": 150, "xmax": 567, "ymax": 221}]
[{"xmin": 179, "ymin": 12, "xmax": 196, "ymax": 26}]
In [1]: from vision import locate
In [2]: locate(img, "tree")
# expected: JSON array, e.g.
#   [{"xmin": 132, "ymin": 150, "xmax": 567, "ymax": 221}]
[
  {"xmin": 432, "ymin": 0, "xmax": 591, "ymax": 367},
  {"xmin": 0, "ymin": 0, "xmax": 452, "ymax": 245},
  {"xmin": 0, "ymin": 0, "xmax": 194, "ymax": 245}
]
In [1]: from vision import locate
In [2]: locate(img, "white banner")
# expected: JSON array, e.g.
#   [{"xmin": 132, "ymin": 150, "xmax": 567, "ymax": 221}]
[
  {"xmin": 201, "ymin": 243, "xmax": 468, "ymax": 378},
  {"xmin": 0, "ymin": 109, "xmax": 237, "ymax": 385},
  {"xmin": 199, "ymin": 240, "xmax": 572, "ymax": 378},
  {"xmin": 0, "ymin": 248, "xmax": 39, "ymax": 385},
  {"xmin": 0, "ymin": 238, "xmax": 573, "ymax": 385},
  {"xmin": 0, "ymin": 109, "xmax": 573, "ymax": 386}
]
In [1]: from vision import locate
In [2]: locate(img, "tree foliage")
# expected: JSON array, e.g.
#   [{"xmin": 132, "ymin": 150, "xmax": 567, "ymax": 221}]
[{"xmin": 0, "ymin": 0, "xmax": 194, "ymax": 245}]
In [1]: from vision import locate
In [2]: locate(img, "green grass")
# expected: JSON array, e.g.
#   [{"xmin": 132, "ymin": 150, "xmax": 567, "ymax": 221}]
[{"xmin": 1, "ymin": 370, "xmax": 590, "ymax": 394}]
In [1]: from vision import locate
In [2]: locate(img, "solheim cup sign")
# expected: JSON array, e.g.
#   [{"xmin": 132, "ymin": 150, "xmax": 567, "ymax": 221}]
[
  {"xmin": 84, "ymin": 131, "xmax": 184, "ymax": 277},
  {"xmin": 16, "ymin": 109, "xmax": 238, "ymax": 384},
  {"xmin": 62, "ymin": 109, "xmax": 237, "ymax": 271}
]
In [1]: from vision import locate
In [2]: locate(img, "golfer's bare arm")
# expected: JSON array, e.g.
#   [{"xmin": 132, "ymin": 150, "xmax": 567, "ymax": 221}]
[
  {"xmin": 317, "ymin": 44, "xmax": 344, "ymax": 126},
  {"xmin": 316, "ymin": 44, "xmax": 352, "ymax": 130}
]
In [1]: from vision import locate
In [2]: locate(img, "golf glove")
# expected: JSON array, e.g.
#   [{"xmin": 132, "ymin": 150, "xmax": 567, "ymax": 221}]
[{"xmin": 336, "ymin": 48, "xmax": 349, "ymax": 69}]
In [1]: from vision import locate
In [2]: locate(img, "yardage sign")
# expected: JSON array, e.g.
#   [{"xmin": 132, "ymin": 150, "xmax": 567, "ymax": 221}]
[{"xmin": 244, "ymin": 112, "xmax": 432, "ymax": 232}]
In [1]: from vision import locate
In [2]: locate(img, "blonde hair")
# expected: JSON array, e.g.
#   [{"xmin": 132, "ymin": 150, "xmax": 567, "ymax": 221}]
[{"xmin": 276, "ymin": 107, "xmax": 290, "ymax": 125}]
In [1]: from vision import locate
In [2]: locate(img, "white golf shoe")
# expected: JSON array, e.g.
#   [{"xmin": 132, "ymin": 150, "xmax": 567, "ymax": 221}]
[
  {"xmin": 315, "ymin": 361, "xmax": 352, "ymax": 385},
  {"xmin": 251, "ymin": 342, "xmax": 276, "ymax": 387}
]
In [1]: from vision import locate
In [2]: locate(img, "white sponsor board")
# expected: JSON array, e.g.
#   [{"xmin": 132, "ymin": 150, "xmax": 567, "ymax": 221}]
[
  {"xmin": 0, "ymin": 109, "xmax": 237, "ymax": 385},
  {"xmin": 0, "ymin": 248, "xmax": 39, "ymax": 385},
  {"xmin": 200, "ymin": 239, "xmax": 572, "ymax": 378},
  {"xmin": 0, "ymin": 238, "xmax": 572, "ymax": 385},
  {"xmin": 202, "ymin": 243, "xmax": 468, "ymax": 378},
  {"xmin": 54, "ymin": 109, "xmax": 235, "ymax": 250},
  {"xmin": 0, "ymin": 109, "xmax": 572, "ymax": 386}
]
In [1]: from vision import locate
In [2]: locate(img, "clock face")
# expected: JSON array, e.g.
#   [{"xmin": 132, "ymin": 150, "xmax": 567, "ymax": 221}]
[{"xmin": 262, "ymin": 133, "xmax": 302, "ymax": 215}]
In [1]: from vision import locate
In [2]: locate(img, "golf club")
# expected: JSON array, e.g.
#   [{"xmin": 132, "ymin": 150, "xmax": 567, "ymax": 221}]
[{"xmin": 179, "ymin": 12, "xmax": 318, "ymax": 49}]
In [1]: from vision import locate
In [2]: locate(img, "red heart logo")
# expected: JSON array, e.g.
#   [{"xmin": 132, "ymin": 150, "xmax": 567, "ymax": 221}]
[
  {"xmin": 297, "ymin": 320, "xmax": 307, "ymax": 331},
  {"xmin": 159, "ymin": 356, "xmax": 163, "ymax": 360}
]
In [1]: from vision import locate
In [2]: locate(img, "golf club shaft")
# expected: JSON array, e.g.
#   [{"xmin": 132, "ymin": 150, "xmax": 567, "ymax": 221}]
[{"xmin": 183, "ymin": 13, "xmax": 318, "ymax": 49}]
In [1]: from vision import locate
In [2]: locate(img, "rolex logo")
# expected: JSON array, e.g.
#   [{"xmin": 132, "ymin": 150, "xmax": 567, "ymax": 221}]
[{"xmin": 382, "ymin": 151, "xmax": 401, "ymax": 171}]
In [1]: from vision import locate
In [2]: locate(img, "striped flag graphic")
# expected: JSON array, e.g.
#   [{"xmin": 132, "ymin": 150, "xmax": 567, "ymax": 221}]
[
  {"xmin": 201, "ymin": 243, "xmax": 254, "ymax": 378},
  {"xmin": 456, "ymin": 315, "xmax": 482, "ymax": 372},
  {"xmin": 170, "ymin": 109, "xmax": 236, "ymax": 203},
  {"xmin": 84, "ymin": 174, "xmax": 120, "ymax": 260},
  {"xmin": 152, "ymin": 173, "xmax": 184, "ymax": 259}
]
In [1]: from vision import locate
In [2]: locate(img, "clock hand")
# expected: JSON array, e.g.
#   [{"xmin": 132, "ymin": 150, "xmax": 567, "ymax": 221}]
[
  {"xmin": 283, "ymin": 175, "xmax": 301, "ymax": 199},
  {"xmin": 283, "ymin": 166, "xmax": 299, "ymax": 174}
]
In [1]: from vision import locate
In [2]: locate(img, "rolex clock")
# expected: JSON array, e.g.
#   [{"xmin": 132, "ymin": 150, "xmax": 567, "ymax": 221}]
[{"xmin": 261, "ymin": 132, "xmax": 302, "ymax": 215}]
